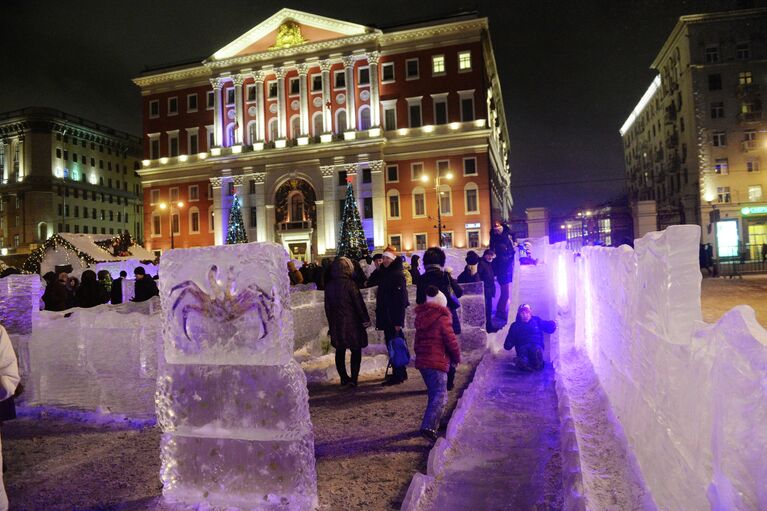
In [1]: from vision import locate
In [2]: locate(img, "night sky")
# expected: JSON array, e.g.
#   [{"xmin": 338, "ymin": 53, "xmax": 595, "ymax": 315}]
[{"xmin": 2, "ymin": 0, "xmax": 764, "ymax": 217}]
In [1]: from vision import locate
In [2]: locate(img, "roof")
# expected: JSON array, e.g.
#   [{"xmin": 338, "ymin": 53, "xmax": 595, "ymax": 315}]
[{"xmin": 56, "ymin": 233, "xmax": 155, "ymax": 262}]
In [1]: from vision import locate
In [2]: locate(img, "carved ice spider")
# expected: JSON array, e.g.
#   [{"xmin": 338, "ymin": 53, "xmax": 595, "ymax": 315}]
[{"xmin": 170, "ymin": 265, "xmax": 277, "ymax": 342}]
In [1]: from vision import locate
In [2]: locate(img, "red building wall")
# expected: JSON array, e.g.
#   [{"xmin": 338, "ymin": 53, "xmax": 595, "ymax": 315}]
[{"xmin": 143, "ymin": 179, "xmax": 214, "ymax": 252}]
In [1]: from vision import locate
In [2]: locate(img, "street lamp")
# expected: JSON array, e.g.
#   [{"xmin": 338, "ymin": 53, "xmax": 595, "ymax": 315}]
[
  {"xmin": 159, "ymin": 200, "xmax": 184, "ymax": 249},
  {"xmin": 421, "ymin": 171, "xmax": 454, "ymax": 247}
]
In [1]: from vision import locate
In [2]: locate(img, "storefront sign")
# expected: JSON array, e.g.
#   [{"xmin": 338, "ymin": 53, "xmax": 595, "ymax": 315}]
[
  {"xmin": 465, "ymin": 223, "xmax": 481, "ymax": 229},
  {"xmin": 741, "ymin": 206, "xmax": 767, "ymax": 216}
]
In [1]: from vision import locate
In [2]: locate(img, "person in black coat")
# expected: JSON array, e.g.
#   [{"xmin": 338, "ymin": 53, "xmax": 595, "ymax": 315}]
[
  {"xmin": 489, "ymin": 221, "xmax": 515, "ymax": 323},
  {"xmin": 457, "ymin": 251, "xmax": 481, "ymax": 284},
  {"xmin": 365, "ymin": 253, "xmax": 384, "ymax": 288},
  {"xmin": 75, "ymin": 270, "xmax": 108, "ymax": 308},
  {"xmin": 478, "ymin": 249, "xmax": 497, "ymax": 332},
  {"xmin": 132, "ymin": 266, "xmax": 159, "ymax": 302},
  {"xmin": 42, "ymin": 272, "xmax": 69, "ymax": 311},
  {"xmin": 503, "ymin": 303, "xmax": 556, "ymax": 371},
  {"xmin": 409, "ymin": 254, "xmax": 421, "ymax": 284},
  {"xmin": 375, "ymin": 247, "xmax": 410, "ymax": 385},
  {"xmin": 111, "ymin": 270, "xmax": 127, "ymax": 304},
  {"xmin": 324, "ymin": 257, "xmax": 371, "ymax": 386}
]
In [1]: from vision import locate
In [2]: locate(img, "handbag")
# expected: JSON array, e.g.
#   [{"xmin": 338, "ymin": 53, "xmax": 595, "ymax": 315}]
[{"xmin": 387, "ymin": 335, "xmax": 411, "ymax": 368}]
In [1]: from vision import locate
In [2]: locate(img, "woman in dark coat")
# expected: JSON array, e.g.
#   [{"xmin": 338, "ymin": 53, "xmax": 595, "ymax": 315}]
[
  {"xmin": 375, "ymin": 247, "xmax": 410, "ymax": 385},
  {"xmin": 324, "ymin": 257, "xmax": 371, "ymax": 386},
  {"xmin": 42, "ymin": 272, "xmax": 69, "ymax": 311},
  {"xmin": 489, "ymin": 221, "xmax": 515, "ymax": 323},
  {"xmin": 75, "ymin": 270, "xmax": 108, "ymax": 308},
  {"xmin": 409, "ymin": 254, "xmax": 421, "ymax": 284}
]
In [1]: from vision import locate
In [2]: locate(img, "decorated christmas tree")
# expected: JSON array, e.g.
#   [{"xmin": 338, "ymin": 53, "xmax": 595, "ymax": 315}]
[
  {"xmin": 337, "ymin": 180, "xmax": 369, "ymax": 261},
  {"xmin": 226, "ymin": 194, "xmax": 248, "ymax": 244}
]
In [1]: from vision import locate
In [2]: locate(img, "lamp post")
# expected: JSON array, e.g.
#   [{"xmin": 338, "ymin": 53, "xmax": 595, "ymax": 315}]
[
  {"xmin": 159, "ymin": 200, "xmax": 184, "ymax": 249},
  {"xmin": 421, "ymin": 171, "xmax": 453, "ymax": 247}
]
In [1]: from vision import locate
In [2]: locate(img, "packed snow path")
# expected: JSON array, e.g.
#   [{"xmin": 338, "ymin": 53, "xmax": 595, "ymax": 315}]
[{"xmin": 403, "ymin": 348, "xmax": 564, "ymax": 510}]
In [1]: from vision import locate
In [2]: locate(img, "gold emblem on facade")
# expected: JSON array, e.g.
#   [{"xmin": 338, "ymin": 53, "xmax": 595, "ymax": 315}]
[{"xmin": 270, "ymin": 21, "xmax": 307, "ymax": 50}]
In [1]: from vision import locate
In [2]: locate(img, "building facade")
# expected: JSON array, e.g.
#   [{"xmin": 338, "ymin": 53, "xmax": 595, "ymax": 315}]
[
  {"xmin": 134, "ymin": 9, "xmax": 511, "ymax": 260},
  {"xmin": 621, "ymin": 8, "xmax": 767, "ymax": 259},
  {"xmin": 0, "ymin": 108, "xmax": 143, "ymax": 256}
]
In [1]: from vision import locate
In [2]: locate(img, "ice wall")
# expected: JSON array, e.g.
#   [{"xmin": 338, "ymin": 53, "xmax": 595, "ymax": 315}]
[
  {"xmin": 0, "ymin": 274, "xmax": 40, "ymax": 335},
  {"xmin": 551, "ymin": 225, "xmax": 767, "ymax": 510},
  {"xmin": 156, "ymin": 242, "xmax": 317, "ymax": 510}
]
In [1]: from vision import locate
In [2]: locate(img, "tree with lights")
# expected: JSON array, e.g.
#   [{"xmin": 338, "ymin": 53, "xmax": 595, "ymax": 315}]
[
  {"xmin": 337, "ymin": 179, "xmax": 369, "ymax": 261},
  {"xmin": 226, "ymin": 194, "xmax": 248, "ymax": 244}
]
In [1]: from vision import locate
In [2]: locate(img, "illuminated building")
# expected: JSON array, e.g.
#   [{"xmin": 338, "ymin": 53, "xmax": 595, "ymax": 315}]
[
  {"xmin": 0, "ymin": 107, "xmax": 143, "ymax": 257},
  {"xmin": 134, "ymin": 9, "xmax": 511, "ymax": 259}
]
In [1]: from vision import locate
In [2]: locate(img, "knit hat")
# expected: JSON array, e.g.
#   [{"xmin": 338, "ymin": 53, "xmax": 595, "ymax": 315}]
[
  {"xmin": 425, "ymin": 285, "xmax": 448, "ymax": 308},
  {"xmin": 465, "ymin": 251, "xmax": 480, "ymax": 265}
]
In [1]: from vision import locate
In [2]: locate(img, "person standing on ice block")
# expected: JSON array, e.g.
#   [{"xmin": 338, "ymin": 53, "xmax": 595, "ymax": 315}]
[
  {"xmin": 414, "ymin": 286, "xmax": 461, "ymax": 441},
  {"xmin": 489, "ymin": 220, "xmax": 515, "ymax": 325},
  {"xmin": 324, "ymin": 257, "xmax": 371, "ymax": 387},
  {"xmin": 504, "ymin": 304, "xmax": 556, "ymax": 371},
  {"xmin": 0, "ymin": 326, "xmax": 20, "ymax": 511}
]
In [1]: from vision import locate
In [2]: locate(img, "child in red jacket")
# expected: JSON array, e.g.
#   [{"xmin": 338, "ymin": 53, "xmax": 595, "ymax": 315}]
[{"xmin": 414, "ymin": 286, "xmax": 462, "ymax": 440}]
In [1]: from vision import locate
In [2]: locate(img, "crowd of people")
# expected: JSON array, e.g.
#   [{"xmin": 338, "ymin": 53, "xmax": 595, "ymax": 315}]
[{"xmin": 40, "ymin": 266, "xmax": 159, "ymax": 312}]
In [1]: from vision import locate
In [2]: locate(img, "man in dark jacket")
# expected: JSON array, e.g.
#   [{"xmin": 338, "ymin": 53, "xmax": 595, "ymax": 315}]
[
  {"xmin": 490, "ymin": 221, "xmax": 515, "ymax": 324},
  {"xmin": 111, "ymin": 270, "xmax": 127, "ymax": 304},
  {"xmin": 457, "ymin": 251, "xmax": 481, "ymax": 284},
  {"xmin": 42, "ymin": 272, "xmax": 69, "ymax": 311},
  {"xmin": 132, "ymin": 266, "xmax": 159, "ymax": 302},
  {"xmin": 375, "ymin": 247, "xmax": 410, "ymax": 385},
  {"xmin": 324, "ymin": 257, "xmax": 371, "ymax": 386},
  {"xmin": 478, "ymin": 250, "xmax": 497, "ymax": 332},
  {"xmin": 504, "ymin": 304, "xmax": 556, "ymax": 371}
]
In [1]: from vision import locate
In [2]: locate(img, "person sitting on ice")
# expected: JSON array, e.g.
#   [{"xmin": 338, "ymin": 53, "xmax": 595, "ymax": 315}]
[
  {"xmin": 503, "ymin": 303, "xmax": 556, "ymax": 371},
  {"xmin": 414, "ymin": 286, "xmax": 461, "ymax": 441}
]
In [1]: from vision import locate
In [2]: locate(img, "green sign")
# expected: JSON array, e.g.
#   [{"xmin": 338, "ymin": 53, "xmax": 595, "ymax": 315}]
[{"xmin": 741, "ymin": 206, "xmax": 767, "ymax": 216}]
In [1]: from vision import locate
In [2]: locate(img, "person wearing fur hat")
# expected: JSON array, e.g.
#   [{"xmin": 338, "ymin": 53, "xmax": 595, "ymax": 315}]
[
  {"xmin": 504, "ymin": 303, "xmax": 556, "ymax": 371},
  {"xmin": 376, "ymin": 246, "xmax": 410, "ymax": 385},
  {"xmin": 414, "ymin": 286, "xmax": 461, "ymax": 440}
]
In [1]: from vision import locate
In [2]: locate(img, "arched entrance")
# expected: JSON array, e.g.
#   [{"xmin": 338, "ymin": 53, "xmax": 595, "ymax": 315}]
[{"xmin": 274, "ymin": 178, "xmax": 317, "ymax": 262}]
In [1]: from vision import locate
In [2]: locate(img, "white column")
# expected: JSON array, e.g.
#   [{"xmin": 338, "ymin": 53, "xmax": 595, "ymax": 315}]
[
  {"xmin": 297, "ymin": 64, "xmax": 310, "ymax": 136},
  {"xmin": 370, "ymin": 160, "xmax": 386, "ymax": 248},
  {"xmin": 342, "ymin": 56, "xmax": 357, "ymax": 130},
  {"xmin": 233, "ymin": 74, "xmax": 244, "ymax": 145},
  {"xmin": 210, "ymin": 177, "xmax": 224, "ymax": 245},
  {"xmin": 321, "ymin": 166, "xmax": 337, "ymax": 251},
  {"xmin": 276, "ymin": 67, "xmax": 287, "ymax": 140},
  {"xmin": 253, "ymin": 172, "xmax": 267, "ymax": 241},
  {"xmin": 320, "ymin": 60, "xmax": 332, "ymax": 133},
  {"xmin": 210, "ymin": 78, "xmax": 224, "ymax": 147},
  {"xmin": 368, "ymin": 52, "xmax": 381, "ymax": 128},
  {"xmin": 265, "ymin": 205, "xmax": 276, "ymax": 243},
  {"xmin": 253, "ymin": 70, "xmax": 266, "ymax": 142}
]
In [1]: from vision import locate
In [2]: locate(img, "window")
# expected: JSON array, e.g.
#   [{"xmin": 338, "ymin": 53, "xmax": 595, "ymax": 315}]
[
  {"xmin": 336, "ymin": 109, "xmax": 347, "ymax": 134},
  {"xmin": 358, "ymin": 67, "xmax": 370, "ymax": 86},
  {"xmin": 56, "ymin": 148, "xmax": 61, "ymax": 159},
  {"xmin": 150, "ymin": 189, "xmax": 160, "ymax": 205},
  {"xmin": 209, "ymin": 208, "xmax": 215, "ymax": 232},
  {"xmin": 150, "ymin": 138, "xmax": 160, "ymax": 160},
  {"xmin": 363, "ymin": 197, "xmax": 373, "ymax": 219},
  {"xmin": 13, "ymin": 235, "xmax": 19, "ymax": 248},
  {"xmin": 437, "ymin": 160, "xmax": 450, "ymax": 178},
  {"xmin": 311, "ymin": 75, "xmax": 323, "ymax": 92},
  {"xmin": 172, "ymin": 212, "xmax": 180, "ymax": 235},
  {"xmin": 463, "ymin": 157, "xmax": 477, "ymax": 176},
  {"xmin": 432, "ymin": 55, "xmax": 445, "ymax": 75},
  {"xmin": 744, "ymin": 129, "xmax": 757, "ymax": 149},
  {"xmin": 168, "ymin": 97, "xmax": 178, "ymax": 115},
  {"xmin": 411, "ymin": 162, "xmax": 424, "ymax": 181},
  {"xmin": 338, "ymin": 171, "xmax": 348, "ymax": 186},
  {"xmin": 458, "ymin": 51, "xmax": 472, "ymax": 71},
  {"xmin": 406, "ymin": 58, "xmax": 419, "ymax": 80},
  {"xmin": 187, "ymin": 93, "xmax": 198, "ymax": 112},
  {"xmin": 708, "ymin": 74, "xmax": 722, "ymax": 91},
  {"xmin": 748, "ymin": 185, "xmax": 762, "ymax": 202},
  {"xmin": 359, "ymin": 106, "xmax": 371, "ymax": 130},
  {"xmin": 710, "ymin": 101, "xmax": 724, "ymax": 119},
  {"xmin": 169, "ymin": 132, "xmax": 179, "ymax": 157},
  {"xmin": 227, "ymin": 182, "xmax": 235, "ymax": 196},
  {"xmin": 413, "ymin": 189, "xmax": 426, "ymax": 217},
  {"xmin": 246, "ymin": 84, "xmax": 256, "ymax": 102},
  {"xmin": 189, "ymin": 185, "xmax": 199, "ymax": 202},
  {"xmin": 189, "ymin": 132, "xmax": 199, "ymax": 154},
  {"xmin": 467, "ymin": 229, "xmax": 480, "ymax": 248},
  {"xmin": 226, "ymin": 88, "xmax": 235, "ymax": 105},
  {"xmin": 249, "ymin": 179, "xmax": 256, "ymax": 195},
  {"xmin": 207, "ymin": 90, "xmax": 215, "ymax": 109},
  {"xmin": 736, "ymin": 42, "xmax": 750, "ymax": 60},
  {"xmin": 460, "ymin": 92, "xmax": 475, "ymax": 122},
  {"xmin": 268, "ymin": 81, "xmax": 278, "ymax": 99},
  {"xmin": 149, "ymin": 100, "xmax": 159, "ymax": 118},
  {"xmin": 441, "ymin": 231, "xmax": 453, "ymax": 249},
  {"xmin": 382, "ymin": 100, "xmax": 397, "ymax": 131},
  {"xmin": 739, "ymin": 71, "xmax": 753, "ymax": 85},
  {"xmin": 389, "ymin": 235, "xmax": 402, "ymax": 252},
  {"xmin": 382, "ymin": 62, "xmax": 395, "ymax": 82},
  {"xmin": 747, "ymin": 160, "xmax": 760, "ymax": 172},
  {"xmin": 438, "ymin": 184, "xmax": 452, "ymax": 215},
  {"xmin": 407, "ymin": 98, "xmax": 422, "ymax": 128},
  {"xmin": 83, "ymin": 208, "xmax": 88, "ymax": 219},
  {"xmin": 713, "ymin": 131, "xmax": 726, "ymax": 147},
  {"xmin": 705, "ymin": 46, "xmax": 719, "ymax": 63},
  {"xmin": 152, "ymin": 214, "xmax": 161, "ymax": 236},
  {"xmin": 388, "ymin": 190, "xmax": 400, "ymax": 219},
  {"xmin": 250, "ymin": 207, "xmax": 258, "ymax": 228},
  {"xmin": 714, "ymin": 158, "xmax": 729, "ymax": 175},
  {"xmin": 415, "ymin": 233, "xmax": 427, "ymax": 251},
  {"xmin": 433, "ymin": 94, "xmax": 448, "ymax": 125},
  {"xmin": 465, "ymin": 184, "xmax": 479, "ymax": 213},
  {"xmin": 312, "ymin": 112, "xmax": 323, "ymax": 136},
  {"xmin": 290, "ymin": 115, "xmax": 301, "ymax": 139},
  {"xmin": 362, "ymin": 168, "xmax": 371, "ymax": 184},
  {"xmin": 268, "ymin": 118, "xmax": 279, "ymax": 141},
  {"xmin": 289, "ymin": 77, "xmax": 300, "ymax": 96},
  {"xmin": 190, "ymin": 208, "xmax": 200, "ymax": 233},
  {"xmin": 334, "ymin": 70, "xmax": 345, "ymax": 89},
  {"xmin": 717, "ymin": 186, "xmax": 731, "ymax": 203},
  {"xmin": 386, "ymin": 164, "xmax": 398, "ymax": 183}
]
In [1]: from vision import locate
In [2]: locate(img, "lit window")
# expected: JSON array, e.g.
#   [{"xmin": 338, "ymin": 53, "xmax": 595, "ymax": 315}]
[
  {"xmin": 739, "ymin": 71, "xmax": 753, "ymax": 85},
  {"xmin": 389, "ymin": 235, "xmax": 402, "ymax": 252},
  {"xmin": 432, "ymin": 55, "xmax": 445, "ymax": 75},
  {"xmin": 717, "ymin": 186, "xmax": 731, "ymax": 203},
  {"xmin": 714, "ymin": 158, "xmax": 729, "ymax": 175},
  {"xmin": 388, "ymin": 191, "xmax": 400, "ymax": 219},
  {"xmin": 458, "ymin": 51, "xmax": 472, "ymax": 71},
  {"xmin": 748, "ymin": 185, "xmax": 762, "ymax": 202},
  {"xmin": 415, "ymin": 233, "xmax": 427, "ymax": 250},
  {"xmin": 465, "ymin": 186, "xmax": 479, "ymax": 213},
  {"xmin": 411, "ymin": 162, "xmax": 424, "ymax": 181}
]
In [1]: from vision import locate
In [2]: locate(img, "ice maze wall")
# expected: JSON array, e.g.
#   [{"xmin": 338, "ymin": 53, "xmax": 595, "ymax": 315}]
[
  {"xmin": 156, "ymin": 242, "xmax": 317, "ymax": 509},
  {"xmin": 550, "ymin": 225, "xmax": 767, "ymax": 510}
]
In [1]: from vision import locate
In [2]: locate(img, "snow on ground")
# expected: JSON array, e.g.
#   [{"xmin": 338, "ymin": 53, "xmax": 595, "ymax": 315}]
[{"xmin": 700, "ymin": 274, "xmax": 767, "ymax": 327}]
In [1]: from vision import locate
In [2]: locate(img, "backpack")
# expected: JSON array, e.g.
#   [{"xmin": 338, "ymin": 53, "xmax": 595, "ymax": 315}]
[{"xmin": 388, "ymin": 336, "xmax": 411, "ymax": 368}]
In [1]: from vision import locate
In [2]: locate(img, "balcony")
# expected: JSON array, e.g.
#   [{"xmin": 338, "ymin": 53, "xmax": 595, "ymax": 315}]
[
  {"xmin": 736, "ymin": 83, "xmax": 760, "ymax": 98},
  {"xmin": 738, "ymin": 111, "xmax": 762, "ymax": 123},
  {"xmin": 277, "ymin": 220, "xmax": 312, "ymax": 231}
]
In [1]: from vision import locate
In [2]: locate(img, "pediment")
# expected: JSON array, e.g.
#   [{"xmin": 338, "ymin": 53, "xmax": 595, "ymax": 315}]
[{"xmin": 209, "ymin": 9, "xmax": 375, "ymax": 61}]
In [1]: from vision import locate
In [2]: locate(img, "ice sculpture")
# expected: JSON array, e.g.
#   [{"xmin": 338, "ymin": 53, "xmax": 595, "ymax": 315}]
[{"xmin": 157, "ymin": 242, "xmax": 317, "ymax": 510}]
